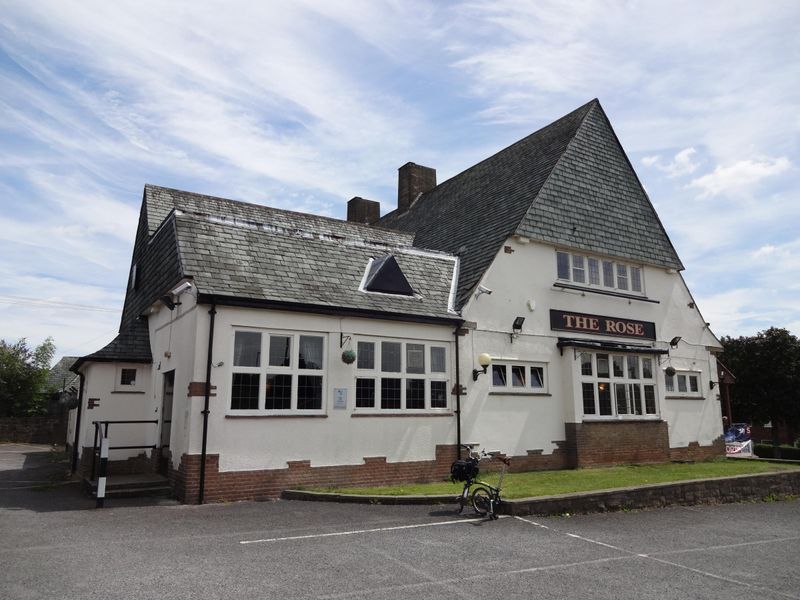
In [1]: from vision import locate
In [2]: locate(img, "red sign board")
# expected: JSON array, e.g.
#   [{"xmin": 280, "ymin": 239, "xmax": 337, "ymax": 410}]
[{"xmin": 550, "ymin": 309, "xmax": 656, "ymax": 340}]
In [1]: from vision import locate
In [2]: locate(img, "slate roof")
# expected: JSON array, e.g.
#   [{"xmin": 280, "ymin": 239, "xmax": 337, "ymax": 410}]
[
  {"xmin": 73, "ymin": 319, "xmax": 152, "ymax": 371},
  {"xmin": 173, "ymin": 210, "xmax": 457, "ymax": 320},
  {"xmin": 379, "ymin": 99, "xmax": 683, "ymax": 308},
  {"xmin": 47, "ymin": 356, "xmax": 79, "ymax": 390}
]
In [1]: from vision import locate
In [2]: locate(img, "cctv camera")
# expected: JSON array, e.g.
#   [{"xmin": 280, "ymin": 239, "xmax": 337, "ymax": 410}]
[
  {"xmin": 475, "ymin": 285, "xmax": 493, "ymax": 298},
  {"xmin": 171, "ymin": 281, "xmax": 194, "ymax": 296}
]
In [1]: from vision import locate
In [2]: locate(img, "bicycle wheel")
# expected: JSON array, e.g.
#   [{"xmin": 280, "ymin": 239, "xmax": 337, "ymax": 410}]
[{"xmin": 471, "ymin": 486, "xmax": 493, "ymax": 516}]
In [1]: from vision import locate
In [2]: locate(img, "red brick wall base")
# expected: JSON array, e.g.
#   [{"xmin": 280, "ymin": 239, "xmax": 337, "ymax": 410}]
[
  {"xmin": 77, "ymin": 446, "xmax": 159, "ymax": 478},
  {"xmin": 172, "ymin": 444, "xmax": 574, "ymax": 504},
  {"xmin": 566, "ymin": 421, "xmax": 671, "ymax": 467},
  {"xmin": 669, "ymin": 436, "xmax": 726, "ymax": 462}
]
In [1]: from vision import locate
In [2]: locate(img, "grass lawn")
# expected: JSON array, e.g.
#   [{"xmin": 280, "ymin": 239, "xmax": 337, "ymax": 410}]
[{"xmin": 311, "ymin": 459, "xmax": 800, "ymax": 499}]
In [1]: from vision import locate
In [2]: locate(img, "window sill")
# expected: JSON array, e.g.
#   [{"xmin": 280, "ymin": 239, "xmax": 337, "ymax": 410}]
[
  {"xmin": 664, "ymin": 395, "xmax": 705, "ymax": 400},
  {"xmin": 582, "ymin": 417, "xmax": 663, "ymax": 423},
  {"xmin": 111, "ymin": 390, "xmax": 146, "ymax": 394},
  {"xmin": 553, "ymin": 282, "xmax": 659, "ymax": 303},
  {"xmin": 351, "ymin": 412, "xmax": 454, "ymax": 418},
  {"xmin": 489, "ymin": 391, "xmax": 551, "ymax": 397},
  {"xmin": 225, "ymin": 414, "xmax": 328, "ymax": 419}
]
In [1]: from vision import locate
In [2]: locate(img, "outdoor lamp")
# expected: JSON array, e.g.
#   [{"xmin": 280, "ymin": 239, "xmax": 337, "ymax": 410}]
[
  {"xmin": 510, "ymin": 316, "xmax": 525, "ymax": 342},
  {"xmin": 472, "ymin": 353, "xmax": 493, "ymax": 381},
  {"xmin": 669, "ymin": 336, "xmax": 682, "ymax": 348}
]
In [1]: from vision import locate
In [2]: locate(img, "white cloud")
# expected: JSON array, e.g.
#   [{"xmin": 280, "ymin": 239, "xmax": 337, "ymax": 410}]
[
  {"xmin": 689, "ymin": 157, "xmax": 791, "ymax": 198},
  {"xmin": 641, "ymin": 147, "xmax": 699, "ymax": 177}
]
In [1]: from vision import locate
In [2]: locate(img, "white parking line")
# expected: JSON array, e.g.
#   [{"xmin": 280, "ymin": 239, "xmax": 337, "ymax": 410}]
[
  {"xmin": 515, "ymin": 515, "xmax": 800, "ymax": 600},
  {"xmin": 240, "ymin": 516, "xmax": 495, "ymax": 545}
]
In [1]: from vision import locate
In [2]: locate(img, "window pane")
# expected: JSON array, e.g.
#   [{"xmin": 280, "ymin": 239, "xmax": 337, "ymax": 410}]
[
  {"xmin": 644, "ymin": 385, "xmax": 656, "ymax": 414},
  {"xmin": 406, "ymin": 344, "xmax": 425, "ymax": 374},
  {"xmin": 615, "ymin": 383, "xmax": 629, "ymax": 414},
  {"xmin": 120, "ymin": 368, "xmax": 137, "ymax": 385},
  {"xmin": 581, "ymin": 353, "xmax": 593, "ymax": 376},
  {"xmin": 406, "ymin": 379, "xmax": 425, "ymax": 409},
  {"xmin": 627, "ymin": 356, "xmax": 639, "ymax": 379},
  {"xmin": 678, "ymin": 375, "xmax": 687, "ymax": 393},
  {"xmin": 381, "ymin": 342, "xmax": 401, "ymax": 372},
  {"xmin": 298, "ymin": 336, "xmax": 323, "ymax": 370},
  {"xmin": 381, "ymin": 378, "xmax": 401, "ymax": 409},
  {"xmin": 597, "ymin": 354, "xmax": 610, "ymax": 378},
  {"xmin": 430, "ymin": 381, "xmax": 448, "ymax": 408},
  {"xmin": 616, "ymin": 264, "xmax": 628, "ymax": 290},
  {"xmin": 598, "ymin": 382, "xmax": 612, "ymax": 415},
  {"xmin": 492, "ymin": 364, "xmax": 507, "ymax": 387},
  {"xmin": 588, "ymin": 258, "xmax": 600, "ymax": 285},
  {"xmin": 231, "ymin": 373, "xmax": 260, "ymax": 410},
  {"xmin": 665, "ymin": 374, "xmax": 674, "ymax": 392},
  {"xmin": 631, "ymin": 266, "xmax": 642, "ymax": 292},
  {"xmin": 641, "ymin": 358, "xmax": 653, "ymax": 379},
  {"xmin": 268, "ymin": 335, "xmax": 290, "ymax": 367},
  {"xmin": 511, "ymin": 365, "xmax": 526, "ymax": 387},
  {"xmin": 557, "ymin": 252, "xmax": 570, "ymax": 279},
  {"xmin": 689, "ymin": 375, "xmax": 699, "ymax": 393},
  {"xmin": 357, "ymin": 342, "xmax": 374, "ymax": 370},
  {"xmin": 582, "ymin": 382, "xmax": 596, "ymax": 415},
  {"xmin": 531, "ymin": 366, "xmax": 544, "ymax": 389},
  {"xmin": 572, "ymin": 254, "xmax": 586, "ymax": 283},
  {"xmin": 612, "ymin": 356, "xmax": 624, "ymax": 378},
  {"xmin": 430, "ymin": 347, "xmax": 447, "ymax": 373},
  {"xmin": 603, "ymin": 261, "xmax": 615, "ymax": 287},
  {"xmin": 234, "ymin": 331, "xmax": 261, "ymax": 367},
  {"xmin": 265, "ymin": 374, "xmax": 292, "ymax": 409},
  {"xmin": 356, "ymin": 378, "xmax": 375, "ymax": 408},
  {"xmin": 297, "ymin": 375, "xmax": 323, "ymax": 409},
  {"xmin": 632, "ymin": 385, "xmax": 643, "ymax": 415}
]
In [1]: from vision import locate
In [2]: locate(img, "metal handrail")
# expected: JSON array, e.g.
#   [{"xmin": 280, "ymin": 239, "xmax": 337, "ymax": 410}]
[{"xmin": 90, "ymin": 420, "xmax": 159, "ymax": 481}]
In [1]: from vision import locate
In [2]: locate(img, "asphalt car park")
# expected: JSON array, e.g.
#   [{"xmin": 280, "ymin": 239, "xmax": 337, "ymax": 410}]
[{"xmin": 1, "ymin": 444, "xmax": 799, "ymax": 600}]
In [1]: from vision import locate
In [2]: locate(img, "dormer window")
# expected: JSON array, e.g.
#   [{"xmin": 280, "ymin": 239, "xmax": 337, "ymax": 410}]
[{"xmin": 362, "ymin": 255, "xmax": 415, "ymax": 296}]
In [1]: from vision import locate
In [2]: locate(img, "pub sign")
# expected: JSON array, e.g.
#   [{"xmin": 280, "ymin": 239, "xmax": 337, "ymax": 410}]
[{"xmin": 550, "ymin": 309, "xmax": 656, "ymax": 340}]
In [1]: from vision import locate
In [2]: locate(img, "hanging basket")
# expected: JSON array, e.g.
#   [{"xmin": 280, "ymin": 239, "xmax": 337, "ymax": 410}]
[
  {"xmin": 665, "ymin": 366, "xmax": 676, "ymax": 377},
  {"xmin": 341, "ymin": 350, "xmax": 357, "ymax": 364}
]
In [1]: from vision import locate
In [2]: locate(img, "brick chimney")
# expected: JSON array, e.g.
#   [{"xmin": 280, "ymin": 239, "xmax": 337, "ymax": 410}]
[
  {"xmin": 346, "ymin": 197, "xmax": 380, "ymax": 224},
  {"xmin": 398, "ymin": 162, "xmax": 436, "ymax": 213}
]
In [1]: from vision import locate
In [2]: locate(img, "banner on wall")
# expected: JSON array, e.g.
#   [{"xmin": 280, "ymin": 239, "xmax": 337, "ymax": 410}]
[{"xmin": 726, "ymin": 440, "xmax": 754, "ymax": 457}]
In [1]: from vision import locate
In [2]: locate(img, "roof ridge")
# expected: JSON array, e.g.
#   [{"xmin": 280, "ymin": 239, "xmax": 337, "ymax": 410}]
[
  {"xmin": 417, "ymin": 98, "xmax": 598, "ymax": 201},
  {"xmin": 144, "ymin": 184, "xmax": 408, "ymax": 238}
]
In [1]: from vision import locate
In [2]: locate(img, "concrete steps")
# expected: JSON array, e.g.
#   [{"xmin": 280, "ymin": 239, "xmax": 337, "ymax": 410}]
[{"xmin": 84, "ymin": 473, "xmax": 172, "ymax": 498}]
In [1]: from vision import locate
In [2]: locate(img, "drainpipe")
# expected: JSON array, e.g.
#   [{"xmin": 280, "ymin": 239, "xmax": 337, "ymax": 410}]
[
  {"xmin": 198, "ymin": 303, "xmax": 216, "ymax": 504},
  {"xmin": 453, "ymin": 325, "xmax": 462, "ymax": 457},
  {"xmin": 70, "ymin": 372, "xmax": 86, "ymax": 473}
]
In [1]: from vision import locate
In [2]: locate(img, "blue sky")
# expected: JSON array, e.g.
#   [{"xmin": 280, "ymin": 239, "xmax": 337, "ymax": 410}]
[{"xmin": 1, "ymin": 1, "xmax": 798, "ymax": 362}]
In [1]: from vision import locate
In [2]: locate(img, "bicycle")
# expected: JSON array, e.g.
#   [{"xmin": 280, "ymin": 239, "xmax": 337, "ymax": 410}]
[{"xmin": 451, "ymin": 444, "xmax": 511, "ymax": 520}]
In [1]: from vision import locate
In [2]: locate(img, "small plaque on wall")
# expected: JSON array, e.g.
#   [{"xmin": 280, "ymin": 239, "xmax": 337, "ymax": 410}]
[{"xmin": 333, "ymin": 388, "xmax": 347, "ymax": 410}]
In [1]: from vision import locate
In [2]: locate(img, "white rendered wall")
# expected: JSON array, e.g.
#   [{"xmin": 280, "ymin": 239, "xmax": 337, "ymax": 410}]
[
  {"xmin": 76, "ymin": 362, "xmax": 154, "ymax": 461},
  {"xmin": 189, "ymin": 307, "xmax": 457, "ymax": 473},
  {"xmin": 460, "ymin": 236, "xmax": 723, "ymax": 454}
]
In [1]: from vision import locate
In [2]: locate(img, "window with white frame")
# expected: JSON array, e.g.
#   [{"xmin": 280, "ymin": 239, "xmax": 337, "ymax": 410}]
[
  {"xmin": 665, "ymin": 370, "xmax": 702, "ymax": 398},
  {"xmin": 230, "ymin": 330, "xmax": 326, "ymax": 413},
  {"xmin": 578, "ymin": 351, "xmax": 658, "ymax": 418},
  {"xmin": 556, "ymin": 251, "xmax": 644, "ymax": 294},
  {"xmin": 491, "ymin": 361, "xmax": 548, "ymax": 394},
  {"xmin": 355, "ymin": 339, "xmax": 449, "ymax": 411}
]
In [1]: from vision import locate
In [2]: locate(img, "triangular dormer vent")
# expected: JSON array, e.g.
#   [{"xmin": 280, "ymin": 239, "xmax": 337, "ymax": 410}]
[{"xmin": 363, "ymin": 255, "xmax": 415, "ymax": 295}]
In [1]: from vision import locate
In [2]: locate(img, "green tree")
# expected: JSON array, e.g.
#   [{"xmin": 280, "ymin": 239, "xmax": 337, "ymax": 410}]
[
  {"xmin": 720, "ymin": 328, "xmax": 800, "ymax": 457},
  {"xmin": 0, "ymin": 337, "xmax": 56, "ymax": 417}
]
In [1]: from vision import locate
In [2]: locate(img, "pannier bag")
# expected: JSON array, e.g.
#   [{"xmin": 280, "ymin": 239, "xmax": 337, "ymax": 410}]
[{"xmin": 450, "ymin": 459, "xmax": 479, "ymax": 483}]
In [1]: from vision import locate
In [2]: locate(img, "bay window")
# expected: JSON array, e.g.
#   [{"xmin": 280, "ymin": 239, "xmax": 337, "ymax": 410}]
[{"xmin": 579, "ymin": 351, "xmax": 658, "ymax": 418}]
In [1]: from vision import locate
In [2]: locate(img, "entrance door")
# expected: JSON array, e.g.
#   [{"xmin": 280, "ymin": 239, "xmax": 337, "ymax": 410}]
[{"xmin": 158, "ymin": 371, "xmax": 175, "ymax": 475}]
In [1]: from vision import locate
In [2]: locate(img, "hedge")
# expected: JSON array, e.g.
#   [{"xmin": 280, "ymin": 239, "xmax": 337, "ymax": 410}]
[{"xmin": 754, "ymin": 444, "xmax": 800, "ymax": 460}]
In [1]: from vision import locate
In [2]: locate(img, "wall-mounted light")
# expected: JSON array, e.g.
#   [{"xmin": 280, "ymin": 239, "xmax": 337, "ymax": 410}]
[
  {"xmin": 159, "ymin": 295, "xmax": 176, "ymax": 310},
  {"xmin": 510, "ymin": 316, "xmax": 525, "ymax": 342},
  {"xmin": 472, "ymin": 353, "xmax": 493, "ymax": 381},
  {"xmin": 709, "ymin": 381, "xmax": 716, "ymax": 390},
  {"xmin": 687, "ymin": 302, "xmax": 695, "ymax": 308},
  {"xmin": 669, "ymin": 336, "xmax": 682, "ymax": 348}
]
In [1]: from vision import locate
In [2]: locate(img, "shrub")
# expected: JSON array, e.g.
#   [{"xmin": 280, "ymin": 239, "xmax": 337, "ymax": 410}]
[{"xmin": 754, "ymin": 444, "xmax": 800, "ymax": 460}]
